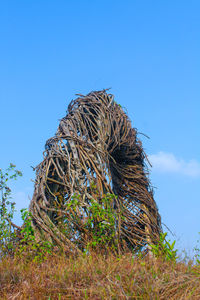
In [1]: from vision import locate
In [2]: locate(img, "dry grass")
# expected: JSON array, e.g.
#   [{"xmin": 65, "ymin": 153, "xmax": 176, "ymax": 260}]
[{"xmin": 0, "ymin": 252, "xmax": 200, "ymax": 299}]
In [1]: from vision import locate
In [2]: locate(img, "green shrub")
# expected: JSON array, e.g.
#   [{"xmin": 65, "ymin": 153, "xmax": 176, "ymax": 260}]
[
  {"xmin": 16, "ymin": 209, "xmax": 53, "ymax": 263},
  {"xmin": 0, "ymin": 164, "xmax": 22, "ymax": 256},
  {"xmin": 0, "ymin": 164, "xmax": 52, "ymax": 262},
  {"xmin": 84, "ymin": 193, "xmax": 118, "ymax": 251},
  {"xmin": 150, "ymin": 232, "xmax": 178, "ymax": 262},
  {"xmin": 194, "ymin": 232, "xmax": 200, "ymax": 265}
]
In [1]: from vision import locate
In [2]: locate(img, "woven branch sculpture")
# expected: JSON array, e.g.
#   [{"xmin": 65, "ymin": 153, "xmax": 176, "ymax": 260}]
[{"xmin": 29, "ymin": 90, "xmax": 161, "ymax": 254}]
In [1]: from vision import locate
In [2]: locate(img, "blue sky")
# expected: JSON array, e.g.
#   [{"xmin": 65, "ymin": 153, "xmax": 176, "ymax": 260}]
[{"xmin": 0, "ymin": 0, "xmax": 200, "ymax": 254}]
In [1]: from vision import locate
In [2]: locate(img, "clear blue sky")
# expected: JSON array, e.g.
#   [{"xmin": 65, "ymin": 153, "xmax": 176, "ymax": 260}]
[{"xmin": 0, "ymin": 0, "xmax": 200, "ymax": 254}]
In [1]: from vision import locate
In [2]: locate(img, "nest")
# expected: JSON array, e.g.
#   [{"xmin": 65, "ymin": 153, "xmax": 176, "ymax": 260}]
[{"xmin": 29, "ymin": 90, "xmax": 161, "ymax": 254}]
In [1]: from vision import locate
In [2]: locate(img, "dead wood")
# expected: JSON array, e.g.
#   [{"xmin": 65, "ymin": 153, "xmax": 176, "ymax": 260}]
[{"xmin": 28, "ymin": 90, "xmax": 162, "ymax": 253}]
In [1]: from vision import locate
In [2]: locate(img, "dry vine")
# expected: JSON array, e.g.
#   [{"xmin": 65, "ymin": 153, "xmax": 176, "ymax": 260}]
[{"xmin": 29, "ymin": 90, "xmax": 161, "ymax": 254}]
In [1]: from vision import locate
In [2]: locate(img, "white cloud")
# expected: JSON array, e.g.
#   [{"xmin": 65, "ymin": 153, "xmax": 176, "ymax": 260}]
[{"xmin": 148, "ymin": 152, "xmax": 200, "ymax": 177}]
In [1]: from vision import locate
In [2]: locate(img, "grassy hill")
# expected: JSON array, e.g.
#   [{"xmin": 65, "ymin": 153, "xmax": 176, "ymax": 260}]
[{"xmin": 0, "ymin": 251, "xmax": 200, "ymax": 299}]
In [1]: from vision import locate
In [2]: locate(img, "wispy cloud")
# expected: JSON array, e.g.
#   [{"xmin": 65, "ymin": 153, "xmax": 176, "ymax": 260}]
[{"xmin": 148, "ymin": 152, "xmax": 200, "ymax": 177}]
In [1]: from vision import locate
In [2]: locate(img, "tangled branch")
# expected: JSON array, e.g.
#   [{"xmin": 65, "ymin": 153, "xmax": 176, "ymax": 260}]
[{"xmin": 29, "ymin": 90, "xmax": 161, "ymax": 254}]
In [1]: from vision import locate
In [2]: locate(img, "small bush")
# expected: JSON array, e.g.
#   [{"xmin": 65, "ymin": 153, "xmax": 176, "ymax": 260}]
[
  {"xmin": 0, "ymin": 164, "xmax": 52, "ymax": 262},
  {"xmin": 84, "ymin": 193, "xmax": 118, "ymax": 252},
  {"xmin": 0, "ymin": 164, "xmax": 22, "ymax": 256},
  {"xmin": 150, "ymin": 232, "xmax": 178, "ymax": 262},
  {"xmin": 16, "ymin": 209, "xmax": 53, "ymax": 262},
  {"xmin": 194, "ymin": 232, "xmax": 200, "ymax": 264}
]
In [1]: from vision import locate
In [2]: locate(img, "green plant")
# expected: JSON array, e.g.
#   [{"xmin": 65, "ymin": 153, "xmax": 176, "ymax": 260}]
[
  {"xmin": 62, "ymin": 184, "xmax": 120, "ymax": 253},
  {"xmin": 150, "ymin": 232, "xmax": 178, "ymax": 262},
  {"xmin": 0, "ymin": 163, "xmax": 52, "ymax": 262},
  {"xmin": 0, "ymin": 164, "xmax": 22, "ymax": 255},
  {"xmin": 85, "ymin": 193, "xmax": 118, "ymax": 252},
  {"xmin": 194, "ymin": 232, "xmax": 200, "ymax": 264},
  {"xmin": 16, "ymin": 208, "xmax": 53, "ymax": 262}
]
